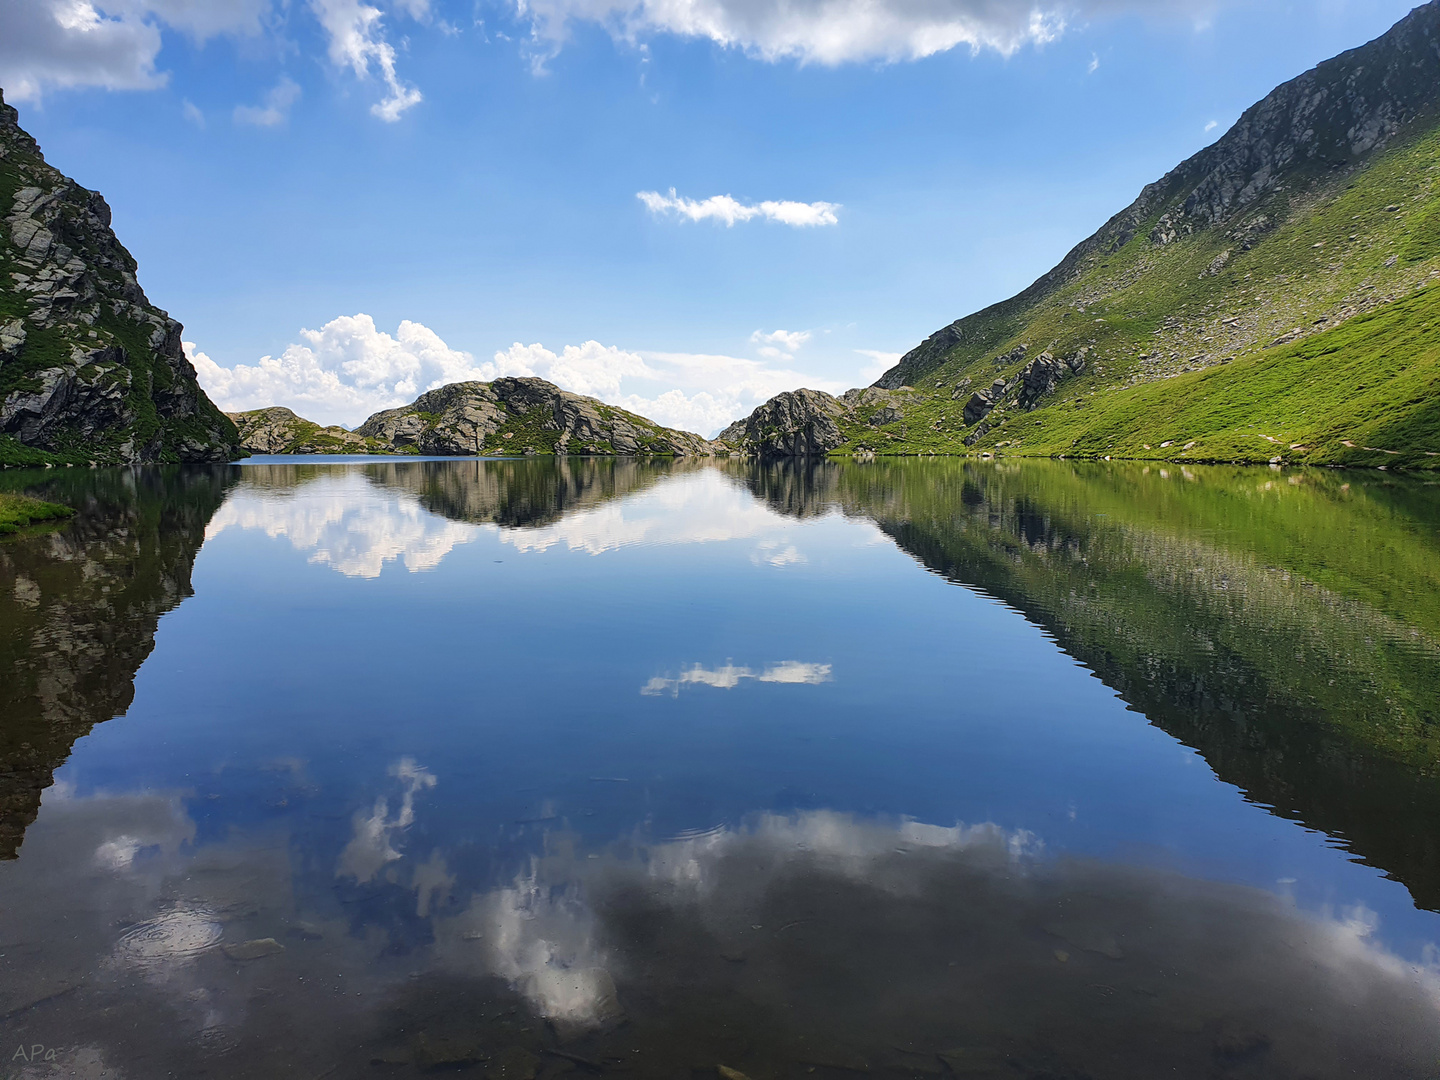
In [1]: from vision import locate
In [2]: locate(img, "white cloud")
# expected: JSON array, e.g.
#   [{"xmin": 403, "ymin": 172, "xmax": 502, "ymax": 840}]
[
  {"xmin": 496, "ymin": 467, "xmax": 824, "ymax": 557},
  {"xmin": 752, "ymin": 538, "xmax": 805, "ymax": 566},
  {"xmin": 1087, "ymin": 51, "xmax": 1099, "ymax": 73},
  {"xmin": 192, "ymin": 315, "xmax": 848, "ymax": 436},
  {"xmin": 751, "ymin": 328, "xmax": 811, "ymax": 355},
  {"xmin": 642, "ymin": 659, "xmax": 832, "ymax": 696},
  {"xmin": 638, "ymin": 188, "xmax": 839, "ymax": 227},
  {"xmin": 181, "ymin": 97, "xmax": 203, "ymax": 126},
  {"xmin": 0, "ymin": 0, "xmax": 266, "ymax": 102},
  {"xmin": 855, "ymin": 348, "xmax": 901, "ymax": 382},
  {"xmin": 122, "ymin": 0, "xmax": 268, "ymax": 39},
  {"xmin": 207, "ymin": 471, "xmax": 479, "ymax": 576},
  {"xmin": 309, "ymin": 0, "xmax": 422, "ymax": 121},
  {"xmin": 337, "ymin": 758, "xmax": 436, "ymax": 883},
  {"xmin": 520, "ymin": 0, "xmax": 1227, "ymax": 67},
  {"xmin": 189, "ymin": 315, "xmax": 489, "ymax": 427},
  {"xmin": 524, "ymin": 0, "xmax": 1072, "ymax": 66},
  {"xmin": 1204, "ymin": 118, "xmax": 1218, "ymax": 131},
  {"xmin": 487, "ymin": 339, "xmax": 652, "ymax": 401},
  {"xmin": 233, "ymin": 75, "xmax": 300, "ymax": 126}
]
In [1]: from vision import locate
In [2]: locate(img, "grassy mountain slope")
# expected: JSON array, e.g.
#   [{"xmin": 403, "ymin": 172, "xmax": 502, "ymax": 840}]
[{"xmin": 823, "ymin": 1, "xmax": 1440, "ymax": 465}]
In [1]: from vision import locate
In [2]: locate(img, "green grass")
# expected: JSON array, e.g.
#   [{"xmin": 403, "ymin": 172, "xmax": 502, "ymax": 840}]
[
  {"xmin": 997, "ymin": 282, "xmax": 1440, "ymax": 468},
  {"xmin": 0, "ymin": 491, "xmax": 72, "ymax": 534}
]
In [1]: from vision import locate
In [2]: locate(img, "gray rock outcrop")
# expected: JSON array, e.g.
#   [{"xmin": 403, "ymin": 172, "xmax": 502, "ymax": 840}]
[
  {"xmin": 228, "ymin": 407, "xmax": 380, "ymax": 455},
  {"xmin": 716, "ymin": 389, "xmax": 850, "ymax": 457},
  {"xmin": 355, "ymin": 378, "xmax": 716, "ymax": 457},
  {"xmin": 0, "ymin": 90, "xmax": 239, "ymax": 463}
]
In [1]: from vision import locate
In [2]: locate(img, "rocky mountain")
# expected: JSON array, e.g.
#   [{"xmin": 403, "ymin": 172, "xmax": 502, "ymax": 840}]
[
  {"xmin": 232, "ymin": 377, "xmax": 719, "ymax": 457},
  {"xmin": 358, "ymin": 377, "xmax": 717, "ymax": 456},
  {"xmin": 0, "ymin": 91, "xmax": 240, "ymax": 465},
  {"xmin": 726, "ymin": 1, "xmax": 1440, "ymax": 465},
  {"xmin": 228, "ymin": 406, "xmax": 389, "ymax": 455},
  {"xmin": 716, "ymin": 386, "xmax": 917, "ymax": 457}
]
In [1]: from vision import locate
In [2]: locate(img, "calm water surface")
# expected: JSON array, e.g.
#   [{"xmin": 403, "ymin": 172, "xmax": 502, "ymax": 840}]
[{"xmin": 2, "ymin": 457, "xmax": 1439, "ymax": 1079}]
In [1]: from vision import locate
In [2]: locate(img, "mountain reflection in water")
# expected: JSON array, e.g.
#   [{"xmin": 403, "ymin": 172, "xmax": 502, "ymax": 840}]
[{"xmin": 0, "ymin": 457, "xmax": 1438, "ymax": 1078}]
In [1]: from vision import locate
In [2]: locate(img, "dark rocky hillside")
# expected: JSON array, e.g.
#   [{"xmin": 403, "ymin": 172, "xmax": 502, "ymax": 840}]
[{"xmin": 0, "ymin": 90, "xmax": 240, "ymax": 465}]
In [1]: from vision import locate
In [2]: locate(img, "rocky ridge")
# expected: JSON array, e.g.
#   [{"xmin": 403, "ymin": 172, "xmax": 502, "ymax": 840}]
[
  {"xmin": 0, "ymin": 90, "xmax": 239, "ymax": 464},
  {"xmin": 232, "ymin": 378, "xmax": 721, "ymax": 457},
  {"xmin": 228, "ymin": 407, "xmax": 388, "ymax": 455},
  {"xmin": 715, "ymin": 386, "xmax": 926, "ymax": 458}
]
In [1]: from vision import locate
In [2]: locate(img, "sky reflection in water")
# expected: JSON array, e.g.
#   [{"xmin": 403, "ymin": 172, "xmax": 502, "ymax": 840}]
[{"xmin": 1, "ymin": 457, "xmax": 1439, "ymax": 1078}]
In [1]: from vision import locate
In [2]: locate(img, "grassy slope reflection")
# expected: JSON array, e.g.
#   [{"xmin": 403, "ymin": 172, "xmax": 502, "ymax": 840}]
[
  {"xmin": 0, "ymin": 466, "xmax": 235, "ymax": 858},
  {"xmin": 739, "ymin": 459, "xmax": 1440, "ymax": 909}
]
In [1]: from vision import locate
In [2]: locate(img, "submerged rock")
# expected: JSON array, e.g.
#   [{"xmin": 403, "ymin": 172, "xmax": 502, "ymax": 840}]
[{"xmin": 222, "ymin": 937, "xmax": 284, "ymax": 961}]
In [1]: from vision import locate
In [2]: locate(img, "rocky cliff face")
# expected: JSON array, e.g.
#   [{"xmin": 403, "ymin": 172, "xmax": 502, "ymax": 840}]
[
  {"xmin": 0, "ymin": 92, "xmax": 240, "ymax": 464},
  {"xmin": 716, "ymin": 389, "xmax": 851, "ymax": 457},
  {"xmin": 355, "ymin": 377, "xmax": 717, "ymax": 457},
  {"xmin": 715, "ymin": 386, "xmax": 926, "ymax": 457}
]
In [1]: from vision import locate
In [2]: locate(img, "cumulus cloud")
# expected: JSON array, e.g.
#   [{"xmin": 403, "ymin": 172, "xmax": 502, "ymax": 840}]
[
  {"xmin": 519, "ymin": 0, "xmax": 1230, "ymax": 67},
  {"xmin": 0, "ymin": 0, "xmax": 267, "ymax": 102},
  {"xmin": 207, "ymin": 471, "xmax": 479, "ymax": 576},
  {"xmin": 233, "ymin": 75, "xmax": 300, "ymax": 126},
  {"xmin": 523, "ymin": 0, "xmax": 1071, "ymax": 66},
  {"xmin": 638, "ymin": 188, "xmax": 839, "ymax": 227},
  {"xmin": 337, "ymin": 757, "xmax": 437, "ymax": 883},
  {"xmin": 189, "ymin": 315, "xmax": 489, "ymax": 427},
  {"xmin": 309, "ymin": 0, "xmax": 422, "ymax": 121},
  {"xmin": 855, "ymin": 348, "xmax": 902, "ymax": 381},
  {"xmin": 642, "ymin": 660, "xmax": 832, "ymax": 696},
  {"xmin": 192, "ymin": 316, "xmax": 849, "ymax": 436},
  {"xmin": 751, "ymin": 328, "xmax": 811, "ymax": 360}
]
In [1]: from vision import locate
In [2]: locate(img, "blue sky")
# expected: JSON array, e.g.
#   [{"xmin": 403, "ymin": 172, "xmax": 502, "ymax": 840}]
[{"xmin": 1, "ymin": 0, "xmax": 1422, "ymax": 433}]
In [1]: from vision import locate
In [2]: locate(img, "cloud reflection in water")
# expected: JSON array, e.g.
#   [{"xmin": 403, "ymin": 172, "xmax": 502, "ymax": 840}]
[{"xmin": 641, "ymin": 660, "xmax": 833, "ymax": 696}]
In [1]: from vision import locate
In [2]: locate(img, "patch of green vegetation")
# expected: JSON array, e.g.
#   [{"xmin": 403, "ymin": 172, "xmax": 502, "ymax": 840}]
[
  {"xmin": 0, "ymin": 491, "xmax": 73, "ymax": 534},
  {"xmin": 987, "ymin": 283, "xmax": 1440, "ymax": 468},
  {"xmin": 1404, "ymin": 204, "xmax": 1440, "ymax": 263}
]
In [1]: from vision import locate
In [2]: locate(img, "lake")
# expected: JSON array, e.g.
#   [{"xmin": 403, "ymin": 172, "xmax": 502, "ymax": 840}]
[{"xmin": 1, "ymin": 456, "xmax": 1438, "ymax": 1079}]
